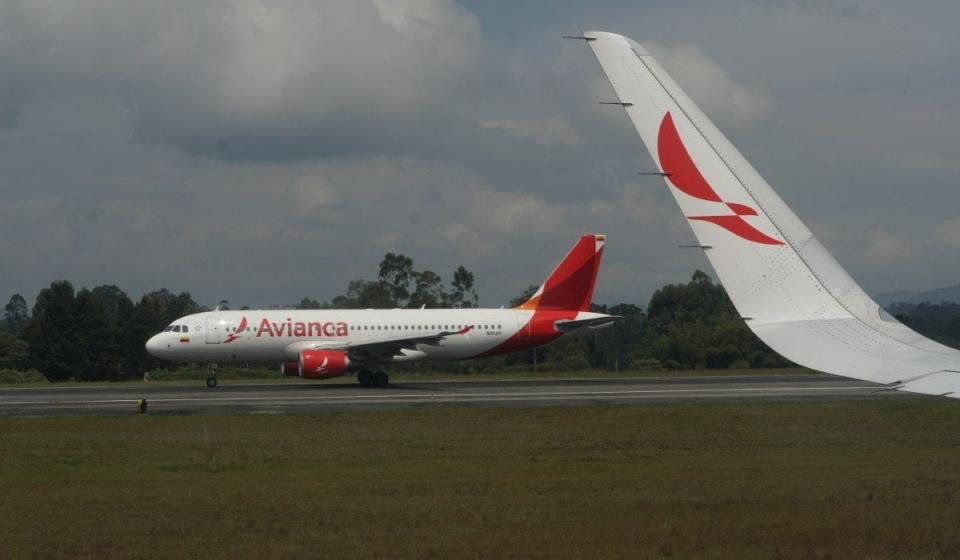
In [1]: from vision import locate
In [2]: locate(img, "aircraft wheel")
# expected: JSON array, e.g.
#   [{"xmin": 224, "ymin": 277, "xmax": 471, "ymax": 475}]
[
  {"xmin": 206, "ymin": 376, "xmax": 218, "ymax": 388},
  {"xmin": 358, "ymin": 370, "xmax": 373, "ymax": 387},
  {"xmin": 373, "ymin": 371, "xmax": 389, "ymax": 387}
]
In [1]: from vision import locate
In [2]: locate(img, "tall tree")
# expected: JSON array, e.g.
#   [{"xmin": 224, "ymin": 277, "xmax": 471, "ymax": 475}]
[
  {"xmin": 74, "ymin": 289, "xmax": 121, "ymax": 380},
  {"xmin": 449, "ymin": 266, "xmax": 479, "ymax": 308},
  {"xmin": 89, "ymin": 285, "xmax": 126, "ymax": 325},
  {"xmin": 588, "ymin": 303, "xmax": 644, "ymax": 371},
  {"xmin": 379, "ymin": 253, "xmax": 414, "ymax": 307},
  {"xmin": 24, "ymin": 280, "xmax": 78, "ymax": 381},
  {"xmin": 409, "ymin": 270, "xmax": 445, "ymax": 309},
  {"xmin": 297, "ymin": 297, "xmax": 323, "ymax": 310},
  {"xmin": 641, "ymin": 271, "xmax": 787, "ymax": 369},
  {"xmin": 3, "ymin": 294, "xmax": 29, "ymax": 335},
  {"xmin": 334, "ymin": 279, "xmax": 393, "ymax": 309},
  {"xmin": 121, "ymin": 289, "xmax": 200, "ymax": 374},
  {"xmin": 0, "ymin": 332, "xmax": 28, "ymax": 370}
]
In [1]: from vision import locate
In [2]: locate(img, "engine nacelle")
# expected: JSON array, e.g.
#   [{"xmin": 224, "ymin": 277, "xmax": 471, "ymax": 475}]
[
  {"xmin": 280, "ymin": 362, "xmax": 299, "ymax": 377},
  {"xmin": 299, "ymin": 350, "xmax": 351, "ymax": 379}
]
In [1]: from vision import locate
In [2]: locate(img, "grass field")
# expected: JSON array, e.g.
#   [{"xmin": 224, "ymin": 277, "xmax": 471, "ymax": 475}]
[{"xmin": 1, "ymin": 400, "xmax": 959, "ymax": 558}]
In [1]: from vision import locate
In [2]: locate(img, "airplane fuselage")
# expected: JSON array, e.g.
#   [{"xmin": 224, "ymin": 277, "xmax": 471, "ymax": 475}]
[{"xmin": 147, "ymin": 308, "xmax": 609, "ymax": 365}]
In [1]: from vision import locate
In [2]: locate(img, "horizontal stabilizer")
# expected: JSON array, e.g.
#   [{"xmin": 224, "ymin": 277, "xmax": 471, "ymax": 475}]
[{"xmin": 554, "ymin": 316, "xmax": 621, "ymax": 332}]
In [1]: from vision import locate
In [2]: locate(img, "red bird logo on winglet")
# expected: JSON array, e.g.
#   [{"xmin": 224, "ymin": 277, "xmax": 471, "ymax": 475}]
[{"xmin": 657, "ymin": 112, "xmax": 783, "ymax": 246}]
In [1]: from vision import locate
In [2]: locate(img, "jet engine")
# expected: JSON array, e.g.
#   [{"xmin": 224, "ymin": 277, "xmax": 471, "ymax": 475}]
[
  {"xmin": 280, "ymin": 362, "xmax": 299, "ymax": 377},
  {"xmin": 298, "ymin": 350, "xmax": 351, "ymax": 379}
]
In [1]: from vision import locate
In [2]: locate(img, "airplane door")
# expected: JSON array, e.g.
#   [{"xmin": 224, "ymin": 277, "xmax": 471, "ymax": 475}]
[
  {"xmin": 516, "ymin": 314, "xmax": 531, "ymax": 340},
  {"xmin": 205, "ymin": 316, "xmax": 221, "ymax": 344}
]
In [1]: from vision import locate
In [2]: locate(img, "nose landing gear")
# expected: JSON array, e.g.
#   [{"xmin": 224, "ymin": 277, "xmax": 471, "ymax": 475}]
[{"xmin": 206, "ymin": 363, "xmax": 218, "ymax": 388}]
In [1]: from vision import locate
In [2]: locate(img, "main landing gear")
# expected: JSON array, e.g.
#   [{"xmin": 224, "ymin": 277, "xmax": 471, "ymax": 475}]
[
  {"xmin": 357, "ymin": 370, "xmax": 389, "ymax": 388},
  {"xmin": 206, "ymin": 363, "xmax": 218, "ymax": 388}
]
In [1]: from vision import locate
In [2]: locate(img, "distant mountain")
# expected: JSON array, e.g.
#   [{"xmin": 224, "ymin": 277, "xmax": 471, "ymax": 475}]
[{"xmin": 875, "ymin": 284, "xmax": 960, "ymax": 307}]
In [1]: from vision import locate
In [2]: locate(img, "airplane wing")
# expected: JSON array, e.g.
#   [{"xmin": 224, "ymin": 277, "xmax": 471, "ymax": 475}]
[
  {"xmin": 285, "ymin": 328, "xmax": 473, "ymax": 362},
  {"xmin": 554, "ymin": 316, "xmax": 621, "ymax": 332},
  {"xmin": 583, "ymin": 31, "xmax": 960, "ymax": 398}
]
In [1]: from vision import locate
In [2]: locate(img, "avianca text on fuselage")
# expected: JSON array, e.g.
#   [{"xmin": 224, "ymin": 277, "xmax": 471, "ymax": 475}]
[{"xmin": 249, "ymin": 318, "xmax": 348, "ymax": 340}]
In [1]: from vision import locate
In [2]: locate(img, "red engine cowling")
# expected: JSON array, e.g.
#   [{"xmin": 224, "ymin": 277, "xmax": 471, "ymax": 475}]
[
  {"xmin": 299, "ymin": 350, "xmax": 351, "ymax": 379},
  {"xmin": 280, "ymin": 362, "xmax": 299, "ymax": 377}
]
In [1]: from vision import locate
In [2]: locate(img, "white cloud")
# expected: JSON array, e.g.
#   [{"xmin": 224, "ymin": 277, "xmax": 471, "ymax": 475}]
[
  {"xmin": 480, "ymin": 117, "xmax": 580, "ymax": 146},
  {"xmin": 0, "ymin": 0, "xmax": 483, "ymax": 156},
  {"xmin": 289, "ymin": 178, "xmax": 340, "ymax": 216},
  {"xmin": 935, "ymin": 218, "xmax": 960, "ymax": 249},
  {"xmin": 649, "ymin": 43, "xmax": 774, "ymax": 129}
]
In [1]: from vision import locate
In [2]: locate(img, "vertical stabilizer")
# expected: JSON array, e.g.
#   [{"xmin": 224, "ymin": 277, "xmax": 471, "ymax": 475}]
[{"xmin": 518, "ymin": 235, "xmax": 605, "ymax": 312}]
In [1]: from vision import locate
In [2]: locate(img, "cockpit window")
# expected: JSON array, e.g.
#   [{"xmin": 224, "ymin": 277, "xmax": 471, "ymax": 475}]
[{"xmin": 163, "ymin": 325, "xmax": 174, "ymax": 332}]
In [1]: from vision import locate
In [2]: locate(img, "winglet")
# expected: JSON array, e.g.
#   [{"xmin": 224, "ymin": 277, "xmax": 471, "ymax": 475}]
[{"xmin": 516, "ymin": 234, "xmax": 606, "ymax": 312}]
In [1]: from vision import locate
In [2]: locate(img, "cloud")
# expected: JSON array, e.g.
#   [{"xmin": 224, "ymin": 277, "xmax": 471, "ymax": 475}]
[
  {"xmin": 648, "ymin": 43, "xmax": 774, "ymax": 129},
  {"xmin": 0, "ymin": 0, "xmax": 959, "ymax": 310},
  {"xmin": 935, "ymin": 218, "xmax": 960, "ymax": 249},
  {"xmin": 740, "ymin": 0, "xmax": 874, "ymax": 21},
  {"xmin": 480, "ymin": 117, "xmax": 580, "ymax": 146},
  {"xmin": 860, "ymin": 229, "xmax": 913, "ymax": 266},
  {"xmin": 0, "ymin": 0, "xmax": 483, "ymax": 160}
]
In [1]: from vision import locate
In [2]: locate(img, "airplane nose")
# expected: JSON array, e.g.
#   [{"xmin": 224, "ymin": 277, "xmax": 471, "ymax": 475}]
[{"xmin": 145, "ymin": 335, "xmax": 165, "ymax": 358}]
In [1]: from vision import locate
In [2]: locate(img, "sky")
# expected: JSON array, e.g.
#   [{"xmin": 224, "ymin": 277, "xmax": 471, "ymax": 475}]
[{"xmin": 0, "ymin": 0, "xmax": 958, "ymax": 308}]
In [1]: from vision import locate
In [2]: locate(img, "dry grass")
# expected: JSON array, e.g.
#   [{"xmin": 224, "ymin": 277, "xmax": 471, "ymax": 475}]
[{"xmin": 1, "ymin": 400, "xmax": 959, "ymax": 558}]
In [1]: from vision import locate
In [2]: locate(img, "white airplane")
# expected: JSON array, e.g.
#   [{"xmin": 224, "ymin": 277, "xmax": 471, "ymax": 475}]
[
  {"xmin": 146, "ymin": 234, "xmax": 617, "ymax": 387},
  {"xmin": 580, "ymin": 31, "xmax": 960, "ymax": 398}
]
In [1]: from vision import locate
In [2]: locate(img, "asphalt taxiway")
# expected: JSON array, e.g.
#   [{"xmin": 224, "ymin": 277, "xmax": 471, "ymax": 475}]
[{"xmin": 0, "ymin": 374, "xmax": 915, "ymax": 416}]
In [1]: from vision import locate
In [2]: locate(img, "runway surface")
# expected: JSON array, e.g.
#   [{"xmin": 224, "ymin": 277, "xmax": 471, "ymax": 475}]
[{"xmin": 0, "ymin": 374, "xmax": 914, "ymax": 416}]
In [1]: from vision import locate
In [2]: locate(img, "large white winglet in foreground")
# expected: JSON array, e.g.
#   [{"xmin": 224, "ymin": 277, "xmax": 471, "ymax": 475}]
[
  {"xmin": 146, "ymin": 235, "xmax": 616, "ymax": 387},
  {"xmin": 583, "ymin": 31, "xmax": 960, "ymax": 398}
]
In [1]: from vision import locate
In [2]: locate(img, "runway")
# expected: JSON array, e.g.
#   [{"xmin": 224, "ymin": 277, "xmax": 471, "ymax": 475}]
[{"xmin": 0, "ymin": 373, "xmax": 915, "ymax": 416}]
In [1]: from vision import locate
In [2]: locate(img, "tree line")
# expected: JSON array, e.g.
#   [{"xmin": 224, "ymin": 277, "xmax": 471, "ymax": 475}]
[{"xmin": 9, "ymin": 252, "xmax": 954, "ymax": 382}]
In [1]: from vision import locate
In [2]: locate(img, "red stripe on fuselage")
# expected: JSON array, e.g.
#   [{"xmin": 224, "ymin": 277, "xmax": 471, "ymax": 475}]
[{"xmin": 473, "ymin": 310, "xmax": 575, "ymax": 358}]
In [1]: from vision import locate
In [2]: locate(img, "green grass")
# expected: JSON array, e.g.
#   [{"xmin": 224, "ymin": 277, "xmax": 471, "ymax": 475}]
[{"xmin": 1, "ymin": 401, "xmax": 959, "ymax": 558}]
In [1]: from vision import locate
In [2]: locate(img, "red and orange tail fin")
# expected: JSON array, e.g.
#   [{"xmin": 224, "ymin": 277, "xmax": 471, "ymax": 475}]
[{"xmin": 516, "ymin": 234, "xmax": 606, "ymax": 312}]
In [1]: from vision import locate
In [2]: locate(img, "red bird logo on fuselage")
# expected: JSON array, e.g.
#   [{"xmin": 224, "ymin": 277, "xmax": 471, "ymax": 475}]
[{"xmin": 223, "ymin": 316, "xmax": 248, "ymax": 344}]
